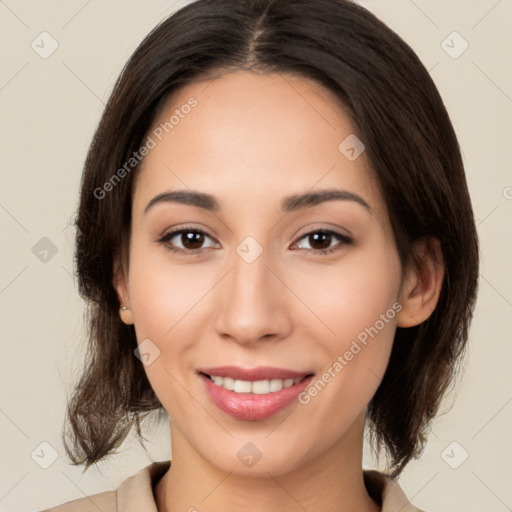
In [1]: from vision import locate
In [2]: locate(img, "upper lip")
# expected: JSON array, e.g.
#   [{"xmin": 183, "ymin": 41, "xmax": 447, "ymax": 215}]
[{"xmin": 198, "ymin": 366, "xmax": 314, "ymax": 381}]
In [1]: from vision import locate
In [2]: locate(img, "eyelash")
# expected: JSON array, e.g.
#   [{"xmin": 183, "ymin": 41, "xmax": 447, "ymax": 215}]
[{"xmin": 156, "ymin": 225, "xmax": 352, "ymax": 256}]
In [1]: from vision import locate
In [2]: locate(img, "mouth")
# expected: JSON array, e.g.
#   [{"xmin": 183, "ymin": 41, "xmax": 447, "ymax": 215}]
[
  {"xmin": 200, "ymin": 373, "xmax": 310, "ymax": 394},
  {"xmin": 197, "ymin": 366, "xmax": 315, "ymax": 420}
]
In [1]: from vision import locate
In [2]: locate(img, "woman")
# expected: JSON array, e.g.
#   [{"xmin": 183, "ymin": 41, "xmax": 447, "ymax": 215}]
[{"xmin": 44, "ymin": 0, "xmax": 479, "ymax": 510}]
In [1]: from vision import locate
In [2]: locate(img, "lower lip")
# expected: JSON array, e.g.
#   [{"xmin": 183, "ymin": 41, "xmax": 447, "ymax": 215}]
[{"xmin": 199, "ymin": 373, "xmax": 314, "ymax": 421}]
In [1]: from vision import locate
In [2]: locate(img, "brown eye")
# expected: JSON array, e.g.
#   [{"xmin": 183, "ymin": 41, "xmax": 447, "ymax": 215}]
[
  {"xmin": 158, "ymin": 228, "xmax": 218, "ymax": 254},
  {"xmin": 307, "ymin": 231, "xmax": 332, "ymax": 250},
  {"xmin": 180, "ymin": 231, "xmax": 205, "ymax": 250},
  {"xmin": 293, "ymin": 229, "xmax": 352, "ymax": 255}
]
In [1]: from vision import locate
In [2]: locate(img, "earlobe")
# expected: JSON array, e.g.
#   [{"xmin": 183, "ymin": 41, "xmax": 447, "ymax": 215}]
[
  {"xmin": 113, "ymin": 257, "xmax": 134, "ymax": 325},
  {"xmin": 396, "ymin": 237, "xmax": 444, "ymax": 328},
  {"xmin": 119, "ymin": 304, "xmax": 134, "ymax": 325}
]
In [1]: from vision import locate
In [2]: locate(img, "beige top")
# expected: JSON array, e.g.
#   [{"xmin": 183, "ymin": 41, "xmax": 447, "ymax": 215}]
[{"xmin": 42, "ymin": 460, "xmax": 424, "ymax": 511}]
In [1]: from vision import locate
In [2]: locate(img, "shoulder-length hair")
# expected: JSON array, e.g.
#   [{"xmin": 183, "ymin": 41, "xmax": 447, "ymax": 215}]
[{"xmin": 64, "ymin": 0, "xmax": 479, "ymax": 478}]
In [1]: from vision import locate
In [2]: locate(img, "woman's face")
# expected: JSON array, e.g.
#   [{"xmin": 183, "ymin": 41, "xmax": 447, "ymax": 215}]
[{"xmin": 117, "ymin": 70, "xmax": 405, "ymax": 476}]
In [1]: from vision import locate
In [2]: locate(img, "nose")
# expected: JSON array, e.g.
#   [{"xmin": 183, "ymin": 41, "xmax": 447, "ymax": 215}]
[{"xmin": 214, "ymin": 246, "xmax": 292, "ymax": 347}]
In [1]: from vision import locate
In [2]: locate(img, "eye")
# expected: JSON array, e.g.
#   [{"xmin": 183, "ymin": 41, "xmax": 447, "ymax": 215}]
[
  {"xmin": 292, "ymin": 229, "xmax": 352, "ymax": 255},
  {"xmin": 157, "ymin": 227, "xmax": 352, "ymax": 256},
  {"xmin": 157, "ymin": 227, "xmax": 218, "ymax": 254}
]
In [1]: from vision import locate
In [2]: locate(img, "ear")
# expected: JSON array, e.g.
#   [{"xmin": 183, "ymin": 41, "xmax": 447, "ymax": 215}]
[
  {"xmin": 113, "ymin": 255, "xmax": 134, "ymax": 325},
  {"xmin": 396, "ymin": 237, "xmax": 444, "ymax": 328}
]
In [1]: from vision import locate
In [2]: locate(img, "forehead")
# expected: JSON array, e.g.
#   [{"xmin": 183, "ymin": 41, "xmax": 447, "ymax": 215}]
[{"xmin": 133, "ymin": 70, "xmax": 383, "ymax": 218}]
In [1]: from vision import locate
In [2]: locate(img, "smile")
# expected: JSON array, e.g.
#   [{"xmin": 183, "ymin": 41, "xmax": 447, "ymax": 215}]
[
  {"xmin": 198, "ymin": 366, "xmax": 315, "ymax": 420},
  {"xmin": 207, "ymin": 375, "xmax": 303, "ymax": 394}
]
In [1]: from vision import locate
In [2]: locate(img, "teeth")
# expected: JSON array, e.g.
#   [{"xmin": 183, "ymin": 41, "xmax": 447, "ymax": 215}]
[
  {"xmin": 269, "ymin": 379, "xmax": 283, "ymax": 392},
  {"xmin": 211, "ymin": 376, "xmax": 223, "ymax": 386},
  {"xmin": 223, "ymin": 377, "xmax": 235, "ymax": 390},
  {"xmin": 233, "ymin": 379, "xmax": 252, "ymax": 393},
  {"xmin": 208, "ymin": 375, "xmax": 303, "ymax": 394}
]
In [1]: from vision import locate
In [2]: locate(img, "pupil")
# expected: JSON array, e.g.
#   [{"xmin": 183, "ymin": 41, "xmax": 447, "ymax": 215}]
[
  {"xmin": 310, "ymin": 232, "xmax": 331, "ymax": 250},
  {"xmin": 182, "ymin": 231, "xmax": 204, "ymax": 249}
]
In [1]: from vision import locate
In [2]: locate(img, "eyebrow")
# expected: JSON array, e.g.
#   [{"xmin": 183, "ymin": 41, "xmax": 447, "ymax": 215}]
[{"xmin": 143, "ymin": 189, "xmax": 372, "ymax": 215}]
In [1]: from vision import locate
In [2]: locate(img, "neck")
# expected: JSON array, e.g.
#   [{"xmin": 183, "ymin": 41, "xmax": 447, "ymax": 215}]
[{"xmin": 155, "ymin": 415, "xmax": 380, "ymax": 512}]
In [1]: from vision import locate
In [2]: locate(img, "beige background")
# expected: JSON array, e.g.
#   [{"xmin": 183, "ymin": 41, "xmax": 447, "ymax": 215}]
[{"xmin": 0, "ymin": 1, "xmax": 511, "ymax": 511}]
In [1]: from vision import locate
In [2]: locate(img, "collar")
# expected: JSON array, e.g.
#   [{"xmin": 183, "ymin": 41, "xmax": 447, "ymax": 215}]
[{"xmin": 116, "ymin": 461, "xmax": 423, "ymax": 512}]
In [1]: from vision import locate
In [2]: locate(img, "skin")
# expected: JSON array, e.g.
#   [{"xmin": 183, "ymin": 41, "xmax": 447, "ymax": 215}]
[{"xmin": 114, "ymin": 70, "xmax": 444, "ymax": 512}]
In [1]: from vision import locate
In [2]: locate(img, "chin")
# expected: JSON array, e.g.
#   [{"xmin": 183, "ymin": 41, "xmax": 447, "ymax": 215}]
[{"xmin": 194, "ymin": 436, "xmax": 312, "ymax": 478}]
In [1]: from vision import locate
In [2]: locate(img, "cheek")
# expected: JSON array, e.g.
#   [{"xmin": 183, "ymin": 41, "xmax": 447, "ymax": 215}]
[
  {"xmin": 290, "ymin": 239, "xmax": 401, "ymax": 407},
  {"xmin": 126, "ymin": 263, "xmax": 200, "ymax": 421},
  {"xmin": 288, "ymin": 238, "xmax": 401, "ymax": 347},
  {"xmin": 127, "ymin": 242, "xmax": 216, "ymax": 340}
]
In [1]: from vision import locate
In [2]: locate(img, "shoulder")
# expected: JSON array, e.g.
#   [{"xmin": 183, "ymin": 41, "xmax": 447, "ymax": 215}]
[
  {"xmin": 363, "ymin": 469, "xmax": 426, "ymax": 512},
  {"xmin": 41, "ymin": 489, "xmax": 116, "ymax": 512},
  {"xmin": 40, "ymin": 460, "xmax": 170, "ymax": 512}
]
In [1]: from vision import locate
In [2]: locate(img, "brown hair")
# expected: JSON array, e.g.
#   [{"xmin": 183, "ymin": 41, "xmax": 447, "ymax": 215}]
[{"xmin": 63, "ymin": 0, "xmax": 479, "ymax": 477}]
